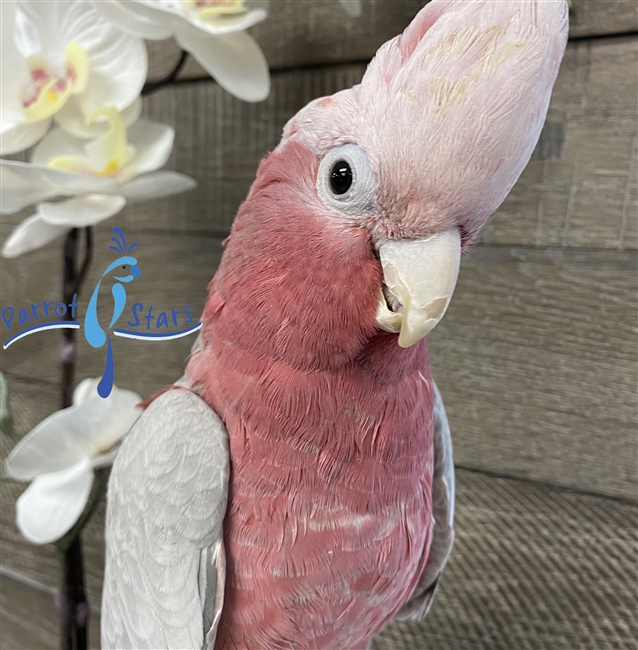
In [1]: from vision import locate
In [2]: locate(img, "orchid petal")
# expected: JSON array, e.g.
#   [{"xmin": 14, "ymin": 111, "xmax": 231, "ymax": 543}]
[
  {"xmin": 66, "ymin": 42, "xmax": 90, "ymax": 95},
  {"xmin": 31, "ymin": 128, "xmax": 87, "ymax": 166},
  {"xmin": 127, "ymin": 0, "xmax": 185, "ymax": 32},
  {"xmin": 22, "ymin": 79, "xmax": 73, "ymax": 125},
  {"xmin": 16, "ymin": 459, "xmax": 93, "ymax": 544},
  {"xmin": 82, "ymin": 108, "xmax": 135, "ymax": 172},
  {"xmin": 0, "ymin": 160, "xmax": 119, "ymax": 214},
  {"xmin": 72, "ymin": 378, "xmax": 101, "ymax": 406},
  {"xmin": 0, "ymin": 162, "xmax": 61, "ymax": 214},
  {"xmin": 132, "ymin": 0, "xmax": 192, "ymax": 24},
  {"xmin": 176, "ymin": 26, "xmax": 269, "ymax": 102},
  {"xmin": 121, "ymin": 171, "xmax": 196, "ymax": 202},
  {"xmin": 53, "ymin": 98, "xmax": 96, "ymax": 141},
  {"xmin": 76, "ymin": 50, "xmax": 147, "ymax": 119},
  {"xmin": 13, "ymin": 5, "xmax": 41, "ymax": 59},
  {"xmin": 0, "ymin": 107, "xmax": 26, "ymax": 136},
  {"xmin": 55, "ymin": 95, "xmax": 143, "ymax": 140},
  {"xmin": 0, "ymin": 3, "xmax": 30, "ymax": 120},
  {"xmin": 1, "ymin": 213, "xmax": 69, "ymax": 259},
  {"xmin": 43, "ymin": 110, "xmax": 136, "ymax": 177},
  {"xmin": 200, "ymin": 4, "xmax": 249, "ymax": 17},
  {"xmin": 89, "ymin": 0, "xmax": 174, "ymax": 39},
  {"xmin": 188, "ymin": 7, "xmax": 267, "ymax": 36},
  {"xmin": 133, "ymin": 0, "xmax": 267, "ymax": 35},
  {"xmin": 38, "ymin": 194, "xmax": 126, "ymax": 227},
  {"xmin": 5, "ymin": 389, "xmax": 142, "ymax": 480},
  {"xmin": 124, "ymin": 120, "xmax": 175, "ymax": 178},
  {"xmin": 20, "ymin": 41, "xmax": 89, "ymax": 125},
  {"xmin": 122, "ymin": 96, "xmax": 144, "ymax": 128},
  {"xmin": 91, "ymin": 446, "xmax": 120, "ymax": 469},
  {"xmin": 0, "ymin": 119, "xmax": 51, "ymax": 156},
  {"xmin": 17, "ymin": 1, "xmax": 148, "ymax": 117},
  {"xmin": 75, "ymin": 390, "xmax": 143, "ymax": 455}
]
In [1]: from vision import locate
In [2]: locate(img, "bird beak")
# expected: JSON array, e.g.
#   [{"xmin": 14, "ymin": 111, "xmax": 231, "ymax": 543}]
[{"xmin": 376, "ymin": 229, "xmax": 461, "ymax": 347}]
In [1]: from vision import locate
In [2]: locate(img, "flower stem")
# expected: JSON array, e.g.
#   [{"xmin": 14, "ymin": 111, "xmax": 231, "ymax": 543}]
[
  {"xmin": 142, "ymin": 49, "xmax": 189, "ymax": 96},
  {"xmin": 58, "ymin": 227, "xmax": 94, "ymax": 650},
  {"xmin": 61, "ymin": 229, "xmax": 79, "ymax": 409},
  {"xmin": 58, "ymin": 538, "xmax": 88, "ymax": 650}
]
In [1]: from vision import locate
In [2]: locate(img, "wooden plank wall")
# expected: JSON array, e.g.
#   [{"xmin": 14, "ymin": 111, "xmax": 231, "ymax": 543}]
[{"xmin": 1, "ymin": 0, "xmax": 636, "ymax": 605}]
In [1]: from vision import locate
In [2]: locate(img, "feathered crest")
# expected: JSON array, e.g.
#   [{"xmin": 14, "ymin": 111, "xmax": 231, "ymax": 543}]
[
  {"xmin": 283, "ymin": 0, "xmax": 568, "ymax": 241},
  {"xmin": 109, "ymin": 227, "xmax": 138, "ymax": 256}
]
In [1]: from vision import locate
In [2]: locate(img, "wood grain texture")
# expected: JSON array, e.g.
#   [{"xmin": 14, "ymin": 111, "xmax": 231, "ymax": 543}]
[
  {"xmin": 373, "ymin": 470, "xmax": 637, "ymax": 650},
  {"xmin": 2, "ymin": 470, "xmax": 636, "ymax": 650},
  {"xmin": 429, "ymin": 246, "xmax": 637, "ymax": 500},
  {"xmin": 4, "ymin": 37, "xmax": 627, "ymax": 248},
  {"xmin": 482, "ymin": 36, "xmax": 638, "ymax": 249},
  {"xmin": 2, "ymin": 232, "xmax": 635, "ymax": 498},
  {"xmin": 568, "ymin": 0, "xmax": 638, "ymax": 39},
  {"xmin": 145, "ymin": 0, "xmax": 638, "ymax": 81},
  {"xmin": 0, "ymin": 571, "xmax": 101, "ymax": 650}
]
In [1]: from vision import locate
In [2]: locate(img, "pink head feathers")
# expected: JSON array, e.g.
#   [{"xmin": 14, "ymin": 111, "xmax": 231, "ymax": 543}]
[
  {"xmin": 193, "ymin": 0, "xmax": 569, "ymax": 366},
  {"xmin": 283, "ymin": 0, "xmax": 569, "ymax": 244}
]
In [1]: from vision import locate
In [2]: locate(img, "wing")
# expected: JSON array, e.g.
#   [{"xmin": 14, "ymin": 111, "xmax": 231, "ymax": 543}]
[
  {"xmin": 84, "ymin": 280, "xmax": 106, "ymax": 348},
  {"xmin": 109, "ymin": 283, "xmax": 126, "ymax": 328},
  {"xmin": 395, "ymin": 380, "xmax": 455, "ymax": 621},
  {"xmin": 101, "ymin": 388, "xmax": 229, "ymax": 649}
]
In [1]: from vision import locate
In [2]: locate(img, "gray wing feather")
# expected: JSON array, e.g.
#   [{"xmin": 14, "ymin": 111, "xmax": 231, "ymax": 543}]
[
  {"xmin": 101, "ymin": 389, "xmax": 229, "ymax": 649},
  {"xmin": 395, "ymin": 379, "xmax": 455, "ymax": 621}
]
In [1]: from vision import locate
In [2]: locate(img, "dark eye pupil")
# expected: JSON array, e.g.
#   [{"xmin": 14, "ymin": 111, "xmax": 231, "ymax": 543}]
[
  {"xmin": 122, "ymin": 266, "xmax": 126, "ymax": 269},
  {"xmin": 330, "ymin": 160, "xmax": 352, "ymax": 195}
]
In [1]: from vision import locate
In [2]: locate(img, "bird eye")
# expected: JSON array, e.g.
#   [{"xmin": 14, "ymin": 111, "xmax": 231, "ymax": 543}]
[
  {"xmin": 330, "ymin": 161, "xmax": 352, "ymax": 195},
  {"xmin": 317, "ymin": 144, "xmax": 376, "ymax": 217},
  {"xmin": 121, "ymin": 265, "xmax": 127, "ymax": 270}
]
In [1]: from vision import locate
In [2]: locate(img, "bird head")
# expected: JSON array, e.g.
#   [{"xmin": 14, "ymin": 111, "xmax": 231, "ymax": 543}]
[
  {"xmin": 208, "ymin": 0, "xmax": 568, "ymax": 369},
  {"xmin": 104, "ymin": 227, "xmax": 140, "ymax": 283},
  {"xmin": 102, "ymin": 256, "xmax": 140, "ymax": 283}
]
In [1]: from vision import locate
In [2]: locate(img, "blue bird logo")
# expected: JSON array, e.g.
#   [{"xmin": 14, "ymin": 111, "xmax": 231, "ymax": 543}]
[{"xmin": 85, "ymin": 228, "xmax": 141, "ymax": 398}]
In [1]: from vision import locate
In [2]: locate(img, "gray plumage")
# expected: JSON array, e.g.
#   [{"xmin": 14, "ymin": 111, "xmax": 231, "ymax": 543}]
[{"xmin": 102, "ymin": 388, "xmax": 229, "ymax": 649}]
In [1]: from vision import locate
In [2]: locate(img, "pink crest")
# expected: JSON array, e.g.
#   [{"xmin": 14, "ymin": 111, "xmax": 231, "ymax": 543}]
[{"xmin": 284, "ymin": 0, "xmax": 568, "ymax": 241}]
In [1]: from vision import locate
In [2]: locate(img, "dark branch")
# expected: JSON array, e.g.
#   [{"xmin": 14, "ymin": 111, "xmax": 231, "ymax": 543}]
[
  {"xmin": 142, "ymin": 49, "xmax": 189, "ymax": 96},
  {"xmin": 62, "ymin": 229, "xmax": 79, "ymax": 313},
  {"xmin": 75, "ymin": 227, "xmax": 94, "ymax": 295},
  {"xmin": 61, "ymin": 229, "xmax": 79, "ymax": 411},
  {"xmin": 58, "ymin": 226, "xmax": 95, "ymax": 650}
]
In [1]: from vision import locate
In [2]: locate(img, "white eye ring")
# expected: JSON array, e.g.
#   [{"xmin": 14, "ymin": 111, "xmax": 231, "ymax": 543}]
[{"xmin": 316, "ymin": 144, "xmax": 377, "ymax": 217}]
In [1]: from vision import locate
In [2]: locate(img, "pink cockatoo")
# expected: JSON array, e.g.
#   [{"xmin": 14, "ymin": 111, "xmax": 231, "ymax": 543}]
[{"xmin": 102, "ymin": 1, "xmax": 568, "ymax": 648}]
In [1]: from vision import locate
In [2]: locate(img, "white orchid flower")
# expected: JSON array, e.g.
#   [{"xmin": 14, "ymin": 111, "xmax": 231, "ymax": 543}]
[
  {"xmin": 0, "ymin": 0, "xmax": 147, "ymax": 154},
  {"xmin": 5, "ymin": 379, "xmax": 142, "ymax": 545},
  {"xmin": 1, "ymin": 107, "xmax": 196, "ymax": 258},
  {"xmin": 339, "ymin": 0, "xmax": 362, "ymax": 18},
  {"xmin": 92, "ymin": 0, "xmax": 270, "ymax": 102}
]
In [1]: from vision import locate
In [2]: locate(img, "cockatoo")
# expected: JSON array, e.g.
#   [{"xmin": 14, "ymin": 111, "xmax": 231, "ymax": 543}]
[{"xmin": 102, "ymin": 1, "xmax": 568, "ymax": 648}]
